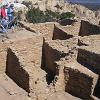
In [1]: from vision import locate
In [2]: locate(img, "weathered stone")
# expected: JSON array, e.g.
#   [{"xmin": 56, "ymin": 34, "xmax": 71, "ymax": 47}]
[
  {"xmin": 0, "ymin": 41, "xmax": 7, "ymax": 74},
  {"xmin": 79, "ymin": 20, "xmax": 100, "ymax": 36},
  {"xmin": 64, "ymin": 61, "xmax": 98, "ymax": 99},
  {"xmin": 0, "ymin": 18, "xmax": 100, "ymax": 100}
]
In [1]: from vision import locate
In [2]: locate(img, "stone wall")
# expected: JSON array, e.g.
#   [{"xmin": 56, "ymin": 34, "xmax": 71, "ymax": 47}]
[
  {"xmin": 31, "ymin": 22, "xmax": 55, "ymax": 40},
  {"xmin": 64, "ymin": 65, "xmax": 97, "ymax": 100},
  {"xmin": 52, "ymin": 25, "xmax": 73, "ymax": 40},
  {"xmin": 19, "ymin": 21, "xmax": 55, "ymax": 40},
  {"xmin": 0, "ymin": 19, "xmax": 100, "ymax": 99},
  {"xmin": 4, "ymin": 33, "xmax": 50, "ymax": 99},
  {"xmin": 0, "ymin": 41, "xmax": 7, "ymax": 74},
  {"xmin": 78, "ymin": 35, "xmax": 100, "ymax": 46},
  {"xmin": 42, "ymin": 41, "xmax": 62, "ymax": 74},
  {"xmin": 42, "ymin": 39, "xmax": 78, "ymax": 73},
  {"xmin": 6, "ymin": 48, "xmax": 30, "ymax": 92},
  {"xmin": 59, "ymin": 19, "xmax": 77, "ymax": 26},
  {"xmin": 56, "ymin": 22, "xmax": 81, "ymax": 36},
  {"xmin": 79, "ymin": 20, "xmax": 100, "ymax": 36},
  {"xmin": 64, "ymin": 62, "xmax": 98, "ymax": 99},
  {"xmin": 6, "ymin": 47, "xmax": 48, "ymax": 99},
  {"xmin": 77, "ymin": 48, "xmax": 100, "ymax": 75},
  {"xmin": 42, "ymin": 38, "xmax": 77, "ymax": 92},
  {"xmin": 6, "ymin": 35, "xmax": 43, "ymax": 68}
]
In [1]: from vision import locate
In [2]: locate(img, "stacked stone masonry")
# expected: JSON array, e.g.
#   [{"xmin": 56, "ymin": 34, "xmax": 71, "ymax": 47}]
[{"xmin": 0, "ymin": 19, "xmax": 100, "ymax": 100}]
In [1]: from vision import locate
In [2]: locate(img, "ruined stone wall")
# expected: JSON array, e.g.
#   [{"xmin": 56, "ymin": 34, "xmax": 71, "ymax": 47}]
[
  {"xmin": 4, "ymin": 34, "xmax": 51, "ymax": 100},
  {"xmin": 42, "ymin": 39, "xmax": 77, "ymax": 92},
  {"xmin": 4, "ymin": 34, "xmax": 45, "ymax": 94},
  {"xmin": 19, "ymin": 21, "xmax": 55, "ymax": 40},
  {"xmin": 6, "ymin": 48, "xmax": 30, "ymax": 92},
  {"xmin": 64, "ymin": 65, "xmax": 98, "ymax": 99},
  {"xmin": 43, "ymin": 41, "xmax": 61, "ymax": 74},
  {"xmin": 53, "ymin": 61, "xmax": 65, "ymax": 92},
  {"xmin": 6, "ymin": 35, "xmax": 43, "ymax": 68},
  {"xmin": 0, "ymin": 20, "xmax": 99, "ymax": 100},
  {"xmin": 59, "ymin": 19, "xmax": 77, "ymax": 26},
  {"xmin": 6, "ymin": 47, "xmax": 48, "ymax": 99},
  {"xmin": 78, "ymin": 35, "xmax": 100, "ymax": 46},
  {"xmin": 79, "ymin": 20, "xmax": 100, "ymax": 36},
  {"xmin": 42, "ymin": 38, "xmax": 78, "ymax": 74},
  {"xmin": 0, "ymin": 41, "xmax": 7, "ymax": 74},
  {"xmin": 56, "ymin": 22, "xmax": 81, "ymax": 36},
  {"xmin": 52, "ymin": 25, "xmax": 73, "ymax": 40},
  {"xmin": 29, "ymin": 22, "xmax": 55, "ymax": 40},
  {"xmin": 77, "ymin": 48, "xmax": 100, "ymax": 75}
]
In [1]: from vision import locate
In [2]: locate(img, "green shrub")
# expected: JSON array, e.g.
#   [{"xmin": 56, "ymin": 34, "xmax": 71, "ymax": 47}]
[
  {"xmin": 60, "ymin": 12, "xmax": 75, "ymax": 20},
  {"xmin": 26, "ymin": 7, "xmax": 45, "ymax": 23},
  {"xmin": 26, "ymin": 7, "xmax": 75, "ymax": 24},
  {"xmin": 45, "ymin": 10, "xmax": 60, "ymax": 22}
]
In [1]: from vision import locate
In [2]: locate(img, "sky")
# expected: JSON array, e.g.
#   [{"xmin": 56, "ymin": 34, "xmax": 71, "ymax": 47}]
[{"xmin": 67, "ymin": 0, "xmax": 100, "ymax": 3}]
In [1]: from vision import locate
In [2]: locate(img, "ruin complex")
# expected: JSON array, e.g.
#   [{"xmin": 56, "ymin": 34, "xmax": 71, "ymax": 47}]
[{"xmin": 0, "ymin": 19, "xmax": 100, "ymax": 100}]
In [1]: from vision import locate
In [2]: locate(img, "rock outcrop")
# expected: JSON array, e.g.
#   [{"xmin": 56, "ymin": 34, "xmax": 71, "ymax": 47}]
[
  {"xmin": 63, "ymin": 3, "xmax": 100, "ymax": 24},
  {"xmin": 21, "ymin": 0, "xmax": 100, "ymax": 24},
  {"xmin": 23, "ymin": 0, "xmax": 65, "ymax": 11}
]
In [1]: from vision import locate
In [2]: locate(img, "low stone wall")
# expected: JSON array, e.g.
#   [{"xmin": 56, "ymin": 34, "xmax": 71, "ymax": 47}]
[
  {"xmin": 59, "ymin": 19, "xmax": 77, "ymax": 26},
  {"xmin": 64, "ymin": 63, "xmax": 98, "ymax": 99},
  {"xmin": 52, "ymin": 25, "xmax": 73, "ymax": 40},
  {"xmin": 6, "ymin": 34, "xmax": 43, "ymax": 68},
  {"xmin": 31, "ymin": 22, "xmax": 54, "ymax": 39},
  {"xmin": 57, "ymin": 22, "xmax": 81, "ymax": 36},
  {"xmin": 0, "ymin": 41, "xmax": 7, "ymax": 74},
  {"xmin": 19, "ymin": 21, "xmax": 55, "ymax": 40},
  {"xmin": 79, "ymin": 20, "xmax": 100, "ymax": 36},
  {"xmin": 77, "ymin": 48, "xmax": 100, "ymax": 75},
  {"xmin": 6, "ymin": 48, "xmax": 30, "ymax": 92},
  {"xmin": 5, "ymin": 33, "xmax": 49, "ymax": 99},
  {"xmin": 78, "ymin": 35, "xmax": 100, "ymax": 46},
  {"xmin": 42, "ymin": 41, "xmax": 62, "ymax": 74},
  {"xmin": 41, "ymin": 39, "xmax": 78, "ymax": 87},
  {"xmin": 42, "ymin": 39, "xmax": 78, "ymax": 73},
  {"xmin": 6, "ymin": 48, "xmax": 48, "ymax": 99}
]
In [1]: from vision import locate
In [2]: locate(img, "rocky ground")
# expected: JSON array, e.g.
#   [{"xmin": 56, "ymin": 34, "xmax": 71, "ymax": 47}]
[{"xmin": 0, "ymin": 74, "xmax": 32, "ymax": 100}]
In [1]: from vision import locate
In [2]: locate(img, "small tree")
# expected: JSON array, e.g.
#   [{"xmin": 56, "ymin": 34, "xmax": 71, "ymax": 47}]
[
  {"xmin": 45, "ymin": 10, "xmax": 60, "ymax": 22},
  {"xmin": 60, "ymin": 12, "xmax": 75, "ymax": 20},
  {"xmin": 26, "ymin": 7, "xmax": 45, "ymax": 23}
]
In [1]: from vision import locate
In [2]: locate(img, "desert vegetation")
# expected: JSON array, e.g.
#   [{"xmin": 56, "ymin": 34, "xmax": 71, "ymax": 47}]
[{"xmin": 26, "ymin": 7, "xmax": 75, "ymax": 23}]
